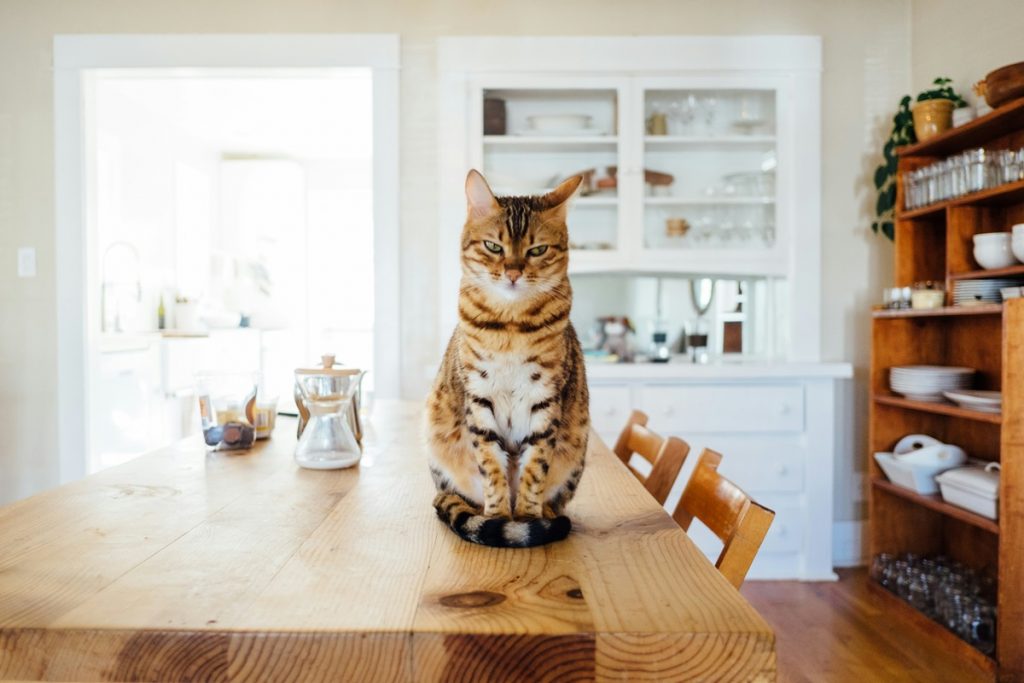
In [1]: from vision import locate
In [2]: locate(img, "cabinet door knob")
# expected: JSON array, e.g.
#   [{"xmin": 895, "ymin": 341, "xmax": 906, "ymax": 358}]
[
  {"xmin": 777, "ymin": 465, "xmax": 789, "ymax": 476},
  {"xmin": 663, "ymin": 406, "xmax": 675, "ymax": 417},
  {"xmin": 779, "ymin": 404, "xmax": 791, "ymax": 415},
  {"xmin": 605, "ymin": 406, "xmax": 617, "ymax": 416}
]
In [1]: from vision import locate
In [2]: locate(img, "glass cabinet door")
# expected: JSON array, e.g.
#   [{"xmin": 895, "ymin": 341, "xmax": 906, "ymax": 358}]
[
  {"xmin": 473, "ymin": 81, "xmax": 624, "ymax": 264},
  {"xmin": 637, "ymin": 83, "xmax": 780, "ymax": 262}
]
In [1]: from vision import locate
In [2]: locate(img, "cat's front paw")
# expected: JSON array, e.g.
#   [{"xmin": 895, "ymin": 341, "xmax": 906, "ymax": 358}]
[
  {"xmin": 514, "ymin": 500, "xmax": 543, "ymax": 520},
  {"xmin": 484, "ymin": 501, "xmax": 512, "ymax": 519}
]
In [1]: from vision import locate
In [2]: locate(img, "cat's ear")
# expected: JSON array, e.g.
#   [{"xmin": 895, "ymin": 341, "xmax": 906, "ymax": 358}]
[
  {"xmin": 465, "ymin": 169, "xmax": 499, "ymax": 219},
  {"xmin": 541, "ymin": 175, "xmax": 583, "ymax": 221}
]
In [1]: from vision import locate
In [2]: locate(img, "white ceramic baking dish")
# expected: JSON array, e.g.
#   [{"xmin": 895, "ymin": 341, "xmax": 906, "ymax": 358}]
[{"xmin": 936, "ymin": 463, "xmax": 1001, "ymax": 520}]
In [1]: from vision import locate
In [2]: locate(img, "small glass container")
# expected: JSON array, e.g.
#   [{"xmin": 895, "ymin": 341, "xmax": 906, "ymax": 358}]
[
  {"xmin": 195, "ymin": 371, "xmax": 260, "ymax": 451},
  {"xmin": 911, "ymin": 281, "xmax": 945, "ymax": 309},
  {"xmin": 650, "ymin": 332, "xmax": 671, "ymax": 363}
]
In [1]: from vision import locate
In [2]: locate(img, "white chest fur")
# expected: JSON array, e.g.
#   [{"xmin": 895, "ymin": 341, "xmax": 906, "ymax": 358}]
[{"xmin": 465, "ymin": 352, "xmax": 551, "ymax": 452}]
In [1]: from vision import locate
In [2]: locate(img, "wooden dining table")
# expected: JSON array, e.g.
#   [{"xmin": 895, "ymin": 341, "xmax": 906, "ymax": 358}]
[{"xmin": 0, "ymin": 401, "xmax": 775, "ymax": 682}]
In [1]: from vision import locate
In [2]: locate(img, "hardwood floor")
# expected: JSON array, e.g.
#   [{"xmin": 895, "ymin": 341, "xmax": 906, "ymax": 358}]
[{"xmin": 742, "ymin": 568, "xmax": 990, "ymax": 683}]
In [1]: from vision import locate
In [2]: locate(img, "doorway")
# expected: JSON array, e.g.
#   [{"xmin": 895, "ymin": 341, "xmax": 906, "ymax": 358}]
[{"xmin": 54, "ymin": 36, "xmax": 399, "ymax": 478}]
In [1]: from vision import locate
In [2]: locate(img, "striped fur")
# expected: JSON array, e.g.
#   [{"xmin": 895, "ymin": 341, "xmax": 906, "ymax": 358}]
[{"xmin": 426, "ymin": 170, "xmax": 590, "ymax": 548}]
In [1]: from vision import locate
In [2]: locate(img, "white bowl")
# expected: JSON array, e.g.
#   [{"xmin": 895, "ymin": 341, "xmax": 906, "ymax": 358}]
[
  {"xmin": 1013, "ymin": 223, "xmax": 1024, "ymax": 239},
  {"xmin": 974, "ymin": 242, "xmax": 1018, "ymax": 269},
  {"xmin": 1012, "ymin": 239, "xmax": 1024, "ymax": 263},
  {"xmin": 974, "ymin": 231, "xmax": 1010, "ymax": 243}
]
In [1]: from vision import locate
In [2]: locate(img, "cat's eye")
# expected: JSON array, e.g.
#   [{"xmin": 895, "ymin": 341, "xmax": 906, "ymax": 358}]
[
  {"xmin": 483, "ymin": 240, "xmax": 503, "ymax": 254},
  {"xmin": 527, "ymin": 245, "xmax": 548, "ymax": 257}
]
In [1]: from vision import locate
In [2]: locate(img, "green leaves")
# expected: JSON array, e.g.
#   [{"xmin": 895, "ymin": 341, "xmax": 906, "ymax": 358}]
[
  {"xmin": 915, "ymin": 76, "xmax": 968, "ymax": 107},
  {"xmin": 876, "ymin": 183, "xmax": 896, "ymax": 215},
  {"xmin": 871, "ymin": 86, "xmax": 943, "ymax": 241}
]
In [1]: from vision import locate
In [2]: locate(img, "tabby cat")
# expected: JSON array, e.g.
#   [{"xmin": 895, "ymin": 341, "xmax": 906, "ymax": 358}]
[{"xmin": 426, "ymin": 170, "xmax": 590, "ymax": 547}]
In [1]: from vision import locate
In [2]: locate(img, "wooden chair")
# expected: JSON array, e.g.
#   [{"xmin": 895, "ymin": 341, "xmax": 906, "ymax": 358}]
[
  {"xmin": 672, "ymin": 448, "xmax": 775, "ymax": 588},
  {"xmin": 612, "ymin": 410, "xmax": 690, "ymax": 505}
]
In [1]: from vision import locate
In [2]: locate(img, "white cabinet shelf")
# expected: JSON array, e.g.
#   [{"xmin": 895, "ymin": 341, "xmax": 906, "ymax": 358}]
[
  {"xmin": 483, "ymin": 135, "xmax": 618, "ymax": 150},
  {"xmin": 575, "ymin": 196, "xmax": 619, "ymax": 206},
  {"xmin": 644, "ymin": 197, "xmax": 774, "ymax": 206},
  {"xmin": 644, "ymin": 135, "xmax": 776, "ymax": 148}
]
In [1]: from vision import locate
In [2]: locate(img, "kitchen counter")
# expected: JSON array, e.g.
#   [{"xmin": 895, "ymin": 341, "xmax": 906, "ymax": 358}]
[
  {"xmin": 585, "ymin": 359, "xmax": 853, "ymax": 380},
  {"xmin": 0, "ymin": 402, "xmax": 775, "ymax": 682}
]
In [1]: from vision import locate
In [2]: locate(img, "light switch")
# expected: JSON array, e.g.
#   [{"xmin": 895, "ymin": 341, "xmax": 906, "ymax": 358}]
[{"xmin": 17, "ymin": 247, "xmax": 36, "ymax": 278}]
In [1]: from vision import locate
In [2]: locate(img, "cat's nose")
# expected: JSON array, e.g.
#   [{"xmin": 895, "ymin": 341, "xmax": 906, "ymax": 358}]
[{"xmin": 505, "ymin": 269, "xmax": 523, "ymax": 284}]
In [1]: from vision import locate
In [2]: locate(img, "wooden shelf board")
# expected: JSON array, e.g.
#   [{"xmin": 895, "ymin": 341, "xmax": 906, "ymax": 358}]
[
  {"xmin": 873, "ymin": 393, "xmax": 1002, "ymax": 424},
  {"xmin": 898, "ymin": 97, "xmax": 1024, "ymax": 158},
  {"xmin": 872, "ymin": 477, "xmax": 1000, "ymax": 534},
  {"xmin": 866, "ymin": 580, "xmax": 998, "ymax": 675},
  {"xmin": 950, "ymin": 264, "xmax": 1024, "ymax": 281},
  {"xmin": 872, "ymin": 304, "xmax": 1003, "ymax": 318},
  {"xmin": 897, "ymin": 179, "xmax": 1024, "ymax": 220}
]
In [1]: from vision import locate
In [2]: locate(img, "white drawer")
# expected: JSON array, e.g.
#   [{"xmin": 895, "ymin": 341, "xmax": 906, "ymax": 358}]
[
  {"xmin": 760, "ymin": 506, "xmax": 803, "ymax": 554},
  {"xmin": 588, "ymin": 384, "xmax": 632, "ymax": 439},
  {"xmin": 637, "ymin": 383, "xmax": 804, "ymax": 433},
  {"xmin": 692, "ymin": 436, "xmax": 805, "ymax": 494}
]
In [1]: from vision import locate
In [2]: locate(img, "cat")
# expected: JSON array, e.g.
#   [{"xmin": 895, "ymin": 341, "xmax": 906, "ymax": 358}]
[{"xmin": 425, "ymin": 169, "xmax": 590, "ymax": 547}]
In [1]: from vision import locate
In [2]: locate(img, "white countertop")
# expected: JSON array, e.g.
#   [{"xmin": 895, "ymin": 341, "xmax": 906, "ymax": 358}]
[{"xmin": 585, "ymin": 359, "xmax": 853, "ymax": 380}]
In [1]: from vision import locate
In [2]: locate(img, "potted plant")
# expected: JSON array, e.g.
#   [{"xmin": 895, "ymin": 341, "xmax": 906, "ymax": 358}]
[
  {"xmin": 912, "ymin": 77, "xmax": 968, "ymax": 142},
  {"xmin": 872, "ymin": 78, "xmax": 968, "ymax": 240}
]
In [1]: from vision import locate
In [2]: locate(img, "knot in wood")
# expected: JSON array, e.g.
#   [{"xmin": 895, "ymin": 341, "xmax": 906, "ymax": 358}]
[{"xmin": 439, "ymin": 590, "xmax": 506, "ymax": 608}]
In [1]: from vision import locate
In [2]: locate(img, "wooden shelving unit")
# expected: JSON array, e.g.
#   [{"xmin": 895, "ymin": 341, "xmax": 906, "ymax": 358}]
[
  {"xmin": 872, "ymin": 393, "xmax": 1002, "ymax": 424},
  {"xmin": 871, "ymin": 98, "xmax": 1024, "ymax": 680},
  {"xmin": 872, "ymin": 303, "xmax": 1003, "ymax": 318}
]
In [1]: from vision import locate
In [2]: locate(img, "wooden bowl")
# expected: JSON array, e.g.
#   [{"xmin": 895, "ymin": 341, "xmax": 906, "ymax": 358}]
[{"xmin": 982, "ymin": 61, "xmax": 1024, "ymax": 108}]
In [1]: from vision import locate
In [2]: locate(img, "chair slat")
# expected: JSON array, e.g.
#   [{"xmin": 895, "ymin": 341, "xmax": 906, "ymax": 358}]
[
  {"xmin": 672, "ymin": 448, "xmax": 775, "ymax": 588},
  {"xmin": 611, "ymin": 410, "xmax": 690, "ymax": 506}
]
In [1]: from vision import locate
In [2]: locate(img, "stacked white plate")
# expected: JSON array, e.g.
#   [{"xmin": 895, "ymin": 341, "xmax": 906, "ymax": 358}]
[
  {"xmin": 942, "ymin": 389, "xmax": 1002, "ymax": 413},
  {"xmin": 890, "ymin": 365, "xmax": 974, "ymax": 402},
  {"xmin": 953, "ymin": 279, "xmax": 1018, "ymax": 306}
]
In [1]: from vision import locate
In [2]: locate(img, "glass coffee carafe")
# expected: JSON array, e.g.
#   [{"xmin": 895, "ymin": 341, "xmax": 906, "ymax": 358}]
[{"xmin": 293, "ymin": 365, "xmax": 365, "ymax": 470}]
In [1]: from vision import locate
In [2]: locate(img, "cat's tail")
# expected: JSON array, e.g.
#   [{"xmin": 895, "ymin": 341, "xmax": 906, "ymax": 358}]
[{"xmin": 433, "ymin": 492, "xmax": 571, "ymax": 548}]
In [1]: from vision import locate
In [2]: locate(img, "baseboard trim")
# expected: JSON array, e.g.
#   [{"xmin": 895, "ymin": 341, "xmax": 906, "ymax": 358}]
[{"xmin": 833, "ymin": 520, "xmax": 867, "ymax": 568}]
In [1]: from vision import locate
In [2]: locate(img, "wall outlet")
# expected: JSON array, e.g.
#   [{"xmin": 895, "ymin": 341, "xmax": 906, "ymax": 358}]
[{"xmin": 17, "ymin": 247, "xmax": 36, "ymax": 278}]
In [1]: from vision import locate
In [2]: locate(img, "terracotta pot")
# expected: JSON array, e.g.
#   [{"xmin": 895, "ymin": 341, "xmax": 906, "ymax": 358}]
[{"xmin": 912, "ymin": 99, "xmax": 955, "ymax": 142}]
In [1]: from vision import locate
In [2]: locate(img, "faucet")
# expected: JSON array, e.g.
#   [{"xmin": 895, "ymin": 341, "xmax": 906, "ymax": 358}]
[{"xmin": 100, "ymin": 241, "xmax": 141, "ymax": 333}]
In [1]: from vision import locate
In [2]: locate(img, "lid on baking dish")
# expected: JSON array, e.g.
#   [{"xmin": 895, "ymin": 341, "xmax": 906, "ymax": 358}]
[{"xmin": 935, "ymin": 463, "xmax": 1001, "ymax": 499}]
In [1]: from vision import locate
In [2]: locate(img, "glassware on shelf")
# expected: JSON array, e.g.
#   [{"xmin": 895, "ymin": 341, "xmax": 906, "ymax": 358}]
[
  {"xmin": 699, "ymin": 95, "xmax": 718, "ymax": 136},
  {"xmin": 871, "ymin": 553, "xmax": 997, "ymax": 655},
  {"xmin": 667, "ymin": 94, "xmax": 697, "ymax": 135},
  {"xmin": 905, "ymin": 146, "xmax": 1024, "ymax": 210}
]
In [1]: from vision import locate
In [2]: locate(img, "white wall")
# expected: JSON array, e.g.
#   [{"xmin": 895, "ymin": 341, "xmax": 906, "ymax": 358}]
[
  {"xmin": 0, "ymin": 0, "xmax": 915, "ymax": 516},
  {"xmin": 911, "ymin": 0, "xmax": 1023, "ymax": 107}
]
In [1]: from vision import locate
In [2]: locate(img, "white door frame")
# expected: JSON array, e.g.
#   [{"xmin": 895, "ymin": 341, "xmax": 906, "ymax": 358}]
[{"xmin": 54, "ymin": 34, "xmax": 401, "ymax": 484}]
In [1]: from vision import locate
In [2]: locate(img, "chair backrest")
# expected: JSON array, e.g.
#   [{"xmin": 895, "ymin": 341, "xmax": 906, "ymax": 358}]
[
  {"xmin": 612, "ymin": 410, "xmax": 690, "ymax": 505},
  {"xmin": 672, "ymin": 448, "xmax": 775, "ymax": 588}
]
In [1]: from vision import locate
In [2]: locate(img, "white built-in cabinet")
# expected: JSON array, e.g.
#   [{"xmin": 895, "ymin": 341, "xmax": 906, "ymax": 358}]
[
  {"xmin": 437, "ymin": 37, "xmax": 850, "ymax": 580},
  {"xmin": 439, "ymin": 36, "xmax": 824, "ymax": 361}
]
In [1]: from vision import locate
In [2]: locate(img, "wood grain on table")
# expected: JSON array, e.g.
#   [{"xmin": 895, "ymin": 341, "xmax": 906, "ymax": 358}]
[{"xmin": 0, "ymin": 402, "xmax": 775, "ymax": 682}]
